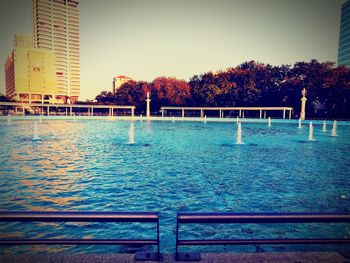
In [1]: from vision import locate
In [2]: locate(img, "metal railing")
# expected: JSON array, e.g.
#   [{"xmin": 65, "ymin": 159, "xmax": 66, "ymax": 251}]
[
  {"xmin": 0, "ymin": 211, "xmax": 159, "ymax": 261},
  {"xmin": 176, "ymin": 212, "xmax": 350, "ymax": 261}
]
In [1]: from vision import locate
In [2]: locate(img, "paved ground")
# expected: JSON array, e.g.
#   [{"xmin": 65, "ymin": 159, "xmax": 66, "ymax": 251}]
[{"xmin": 1, "ymin": 251, "xmax": 349, "ymax": 263}]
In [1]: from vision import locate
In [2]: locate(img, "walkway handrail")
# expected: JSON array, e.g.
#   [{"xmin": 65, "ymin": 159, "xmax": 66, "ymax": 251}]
[
  {"xmin": 160, "ymin": 106, "xmax": 293, "ymax": 119},
  {"xmin": 176, "ymin": 212, "xmax": 350, "ymax": 260},
  {"xmin": 0, "ymin": 211, "xmax": 160, "ymax": 261}
]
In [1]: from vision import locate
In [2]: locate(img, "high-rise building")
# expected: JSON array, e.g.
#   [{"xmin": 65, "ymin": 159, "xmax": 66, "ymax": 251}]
[
  {"xmin": 113, "ymin": 75, "xmax": 133, "ymax": 94},
  {"xmin": 32, "ymin": 0, "xmax": 80, "ymax": 103},
  {"xmin": 338, "ymin": 0, "xmax": 350, "ymax": 68},
  {"xmin": 5, "ymin": 34, "xmax": 57, "ymax": 103}
]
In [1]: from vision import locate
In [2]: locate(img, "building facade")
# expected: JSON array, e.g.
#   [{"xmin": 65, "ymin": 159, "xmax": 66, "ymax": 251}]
[
  {"xmin": 32, "ymin": 0, "xmax": 80, "ymax": 103},
  {"xmin": 113, "ymin": 75, "xmax": 133, "ymax": 94},
  {"xmin": 5, "ymin": 34, "xmax": 57, "ymax": 103},
  {"xmin": 338, "ymin": 0, "xmax": 350, "ymax": 68}
]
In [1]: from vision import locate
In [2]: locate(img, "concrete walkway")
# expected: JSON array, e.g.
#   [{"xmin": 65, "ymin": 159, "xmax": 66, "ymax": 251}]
[{"xmin": 1, "ymin": 251, "xmax": 348, "ymax": 263}]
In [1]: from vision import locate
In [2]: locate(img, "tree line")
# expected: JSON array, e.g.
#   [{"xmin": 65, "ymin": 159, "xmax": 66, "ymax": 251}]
[{"xmin": 95, "ymin": 60, "xmax": 350, "ymax": 118}]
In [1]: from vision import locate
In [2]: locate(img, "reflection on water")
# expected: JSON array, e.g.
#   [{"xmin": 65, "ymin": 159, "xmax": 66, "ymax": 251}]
[{"xmin": 5, "ymin": 122, "xmax": 87, "ymax": 210}]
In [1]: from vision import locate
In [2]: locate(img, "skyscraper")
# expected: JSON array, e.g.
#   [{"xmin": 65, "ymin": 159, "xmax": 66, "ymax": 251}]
[
  {"xmin": 338, "ymin": 0, "xmax": 350, "ymax": 68},
  {"xmin": 32, "ymin": 0, "xmax": 80, "ymax": 103},
  {"xmin": 5, "ymin": 34, "xmax": 57, "ymax": 103}
]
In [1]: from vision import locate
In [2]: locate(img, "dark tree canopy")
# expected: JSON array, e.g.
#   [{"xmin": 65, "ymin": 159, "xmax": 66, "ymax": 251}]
[{"xmin": 95, "ymin": 60, "xmax": 350, "ymax": 118}]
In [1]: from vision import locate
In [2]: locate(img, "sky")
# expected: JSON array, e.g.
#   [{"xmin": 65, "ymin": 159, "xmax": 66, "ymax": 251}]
[{"xmin": 0, "ymin": 0, "xmax": 344, "ymax": 100}]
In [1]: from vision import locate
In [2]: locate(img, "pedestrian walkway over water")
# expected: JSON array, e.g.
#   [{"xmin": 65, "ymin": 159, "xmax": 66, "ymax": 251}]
[
  {"xmin": 160, "ymin": 106, "xmax": 293, "ymax": 119},
  {"xmin": 0, "ymin": 102, "xmax": 135, "ymax": 116}
]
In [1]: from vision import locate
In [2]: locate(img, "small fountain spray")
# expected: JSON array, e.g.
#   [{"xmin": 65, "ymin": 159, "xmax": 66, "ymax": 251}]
[
  {"xmin": 204, "ymin": 115, "xmax": 207, "ymax": 123},
  {"xmin": 33, "ymin": 121, "xmax": 39, "ymax": 140},
  {"xmin": 308, "ymin": 121, "xmax": 314, "ymax": 141},
  {"xmin": 331, "ymin": 120, "xmax": 337, "ymax": 137},
  {"xmin": 322, "ymin": 120, "xmax": 326, "ymax": 132},
  {"xmin": 140, "ymin": 114, "xmax": 143, "ymax": 122},
  {"xmin": 129, "ymin": 122, "xmax": 135, "ymax": 144},
  {"xmin": 7, "ymin": 115, "xmax": 12, "ymax": 125},
  {"xmin": 298, "ymin": 118, "xmax": 302, "ymax": 129},
  {"xmin": 236, "ymin": 122, "xmax": 243, "ymax": 144},
  {"xmin": 236, "ymin": 116, "xmax": 239, "ymax": 124},
  {"xmin": 268, "ymin": 117, "xmax": 271, "ymax": 127},
  {"xmin": 172, "ymin": 116, "xmax": 175, "ymax": 123}
]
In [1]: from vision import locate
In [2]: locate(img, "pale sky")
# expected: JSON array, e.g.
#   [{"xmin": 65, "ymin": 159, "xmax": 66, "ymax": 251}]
[{"xmin": 0, "ymin": 0, "xmax": 344, "ymax": 100}]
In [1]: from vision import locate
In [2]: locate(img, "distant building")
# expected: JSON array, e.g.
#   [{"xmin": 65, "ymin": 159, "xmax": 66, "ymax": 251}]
[
  {"xmin": 338, "ymin": 0, "xmax": 350, "ymax": 67},
  {"xmin": 5, "ymin": 34, "xmax": 57, "ymax": 103},
  {"xmin": 32, "ymin": 0, "xmax": 80, "ymax": 103},
  {"xmin": 113, "ymin": 75, "xmax": 133, "ymax": 94}
]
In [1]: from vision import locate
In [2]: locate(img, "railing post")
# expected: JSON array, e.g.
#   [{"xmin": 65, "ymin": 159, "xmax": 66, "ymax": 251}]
[
  {"xmin": 175, "ymin": 219, "xmax": 179, "ymax": 260},
  {"xmin": 157, "ymin": 219, "xmax": 160, "ymax": 260}
]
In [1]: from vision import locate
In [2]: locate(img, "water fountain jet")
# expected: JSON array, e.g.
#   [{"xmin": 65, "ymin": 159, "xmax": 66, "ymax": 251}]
[
  {"xmin": 322, "ymin": 120, "xmax": 326, "ymax": 132},
  {"xmin": 268, "ymin": 117, "xmax": 271, "ymax": 127},
  {"xmin": 331, "ymin": 120, "xmax": 337, "ymax": 136},
  {"xmin": 129, "ymin": 122, "xmax": 135, "ymax": 144},
  {"xmin": 298, "ymin": 118, "xmax": 302, "ymax": 129},
  {"xmin": 33, "ymin": 121, "xmax": 39, "ymax": 140},
  {"xmin": 236, "ymin": 122, "xmax": 243, "ymax": 144},
  {"xmin": 308, "ymin": 121, "xmax": 314, "ymax": 141}
]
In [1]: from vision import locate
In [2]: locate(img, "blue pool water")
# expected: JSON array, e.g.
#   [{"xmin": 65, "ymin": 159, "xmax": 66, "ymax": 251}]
[{"xmin": 0, "ymin": 118, "xmax": 350, "ymax": 254}]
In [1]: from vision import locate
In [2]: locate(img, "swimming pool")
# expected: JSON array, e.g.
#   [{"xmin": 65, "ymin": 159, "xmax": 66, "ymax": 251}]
[{"xmin": 0, "ymin": 118, "xmax": 350, "ymax": 254}]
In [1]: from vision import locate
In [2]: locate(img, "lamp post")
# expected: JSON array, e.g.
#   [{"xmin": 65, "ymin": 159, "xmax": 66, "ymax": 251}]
[
  {"xmin": 146, "ymin": 92, "xmax": 151, "ymax": 118},
  {"xmin": 300, "ymin": 88, "xmax": 307, "ymax": 120}
]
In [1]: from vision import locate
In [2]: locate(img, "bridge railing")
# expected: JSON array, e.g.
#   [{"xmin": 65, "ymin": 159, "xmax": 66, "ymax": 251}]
[
  {"xmin": 176, "ymin": 212, "xmax": 350, "ymax": 261},
  {"xmin": 0, "ymin": 211, "xmax": 159, "ymax": 261}
]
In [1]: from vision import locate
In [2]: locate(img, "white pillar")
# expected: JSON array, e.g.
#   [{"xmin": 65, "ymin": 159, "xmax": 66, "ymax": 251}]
[
  {"xmin": 259, "ymin": 109, "xmax": 262, "ymax": 119},
  {"xmin": 300, "ymin": 88, "xmax": 307, "ymax": 120},
  {"xmin": 301, "ymin": 97, "xmax": 307, "ymax": 120},
  {"xmin": 182, "ymin": 109, "xmax": 185, "ymax": 118},
  {"xmin": 283, "ymin": 109, "xmax": 286, "ymax": 119},
  {"xmin": 146, "ymin": 92, "xmax": 151, "ymax": 118}
]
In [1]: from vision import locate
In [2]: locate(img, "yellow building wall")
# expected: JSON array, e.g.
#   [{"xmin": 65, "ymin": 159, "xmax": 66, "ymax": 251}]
[{"xmin": 13, "ymin": 47, "xmax": 57, "ymax": 102}]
